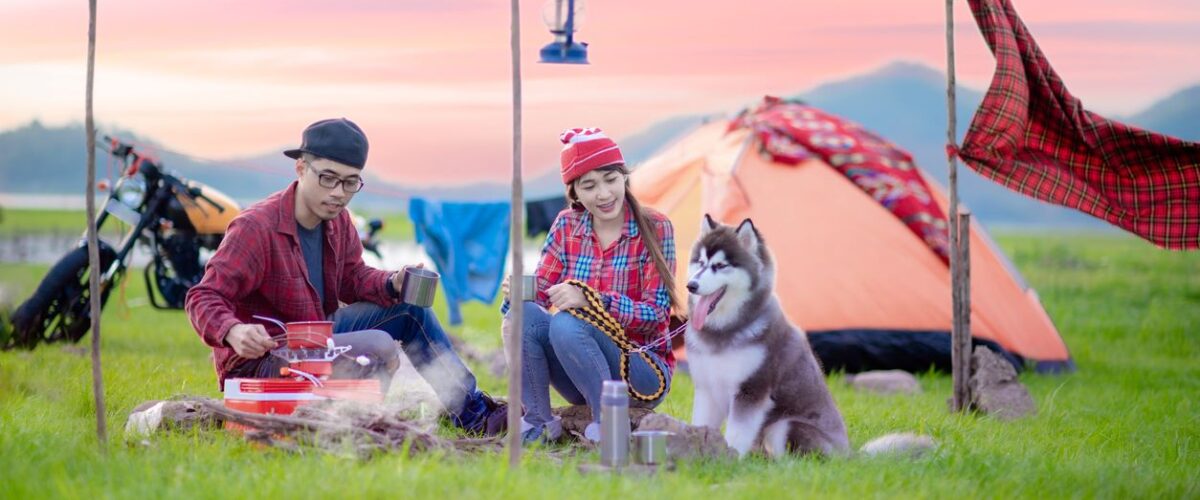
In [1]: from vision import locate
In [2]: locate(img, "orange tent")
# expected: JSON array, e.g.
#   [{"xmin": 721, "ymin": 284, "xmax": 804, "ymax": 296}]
[{"xmin": 631, "ymin": 105, "xmax": 1073, "ymax": 373}]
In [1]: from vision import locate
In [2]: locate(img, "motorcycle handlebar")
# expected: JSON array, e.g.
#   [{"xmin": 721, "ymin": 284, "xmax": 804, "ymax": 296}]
[
  {"xmin": 100, "ymin": 135, "xmax": 226, "ymax": 213},
  {"xmin": 101, "ymin": 135, "xmax": 135, "ymax": 159}
]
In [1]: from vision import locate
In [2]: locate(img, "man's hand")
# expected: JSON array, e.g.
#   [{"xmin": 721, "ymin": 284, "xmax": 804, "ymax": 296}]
[
  {"xmin": 391, "ymin": 262, "xmax": 425, "ymax": 292},
  {"xmin": 547, "ymin": 283, "xmax": 587, "ymax": 310},
  {"xmin": 501, "ymin": 275, "xmax": 511, "ymax": 300},
  {"xmin": 225, "ymin": 323, "xmax": 276, "ymax": 359}
]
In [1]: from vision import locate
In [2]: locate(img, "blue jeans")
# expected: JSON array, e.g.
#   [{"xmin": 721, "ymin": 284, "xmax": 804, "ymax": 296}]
[
  {"xmin": 332, "ymin": 302, "xmax": 492, "ymax": 432},
  {"xmin": 513, "ymin": 301, "xmax": 671, "ymax": 428}
]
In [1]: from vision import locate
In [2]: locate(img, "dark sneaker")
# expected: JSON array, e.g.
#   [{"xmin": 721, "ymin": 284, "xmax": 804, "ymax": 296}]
[{"xmin": 475, "ymin": 392, "xmax": 511, "ymax": 438}]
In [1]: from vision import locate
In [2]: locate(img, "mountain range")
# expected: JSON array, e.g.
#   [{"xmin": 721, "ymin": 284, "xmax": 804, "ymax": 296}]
[{"xmin": 2, "ymin": 61, "xmax": 1196, "ymax": 225}]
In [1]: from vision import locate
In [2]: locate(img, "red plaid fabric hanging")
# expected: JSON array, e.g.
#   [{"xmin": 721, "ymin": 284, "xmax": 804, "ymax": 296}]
[{"xmin": 962, "ymin": 0, "xmax": 1200, "ymax": 249}]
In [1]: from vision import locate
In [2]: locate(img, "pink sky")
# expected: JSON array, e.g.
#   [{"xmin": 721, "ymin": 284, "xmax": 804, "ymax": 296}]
[{"xmin": 2, "ymin": 0, "xmax": 1198, "ymax": 186}]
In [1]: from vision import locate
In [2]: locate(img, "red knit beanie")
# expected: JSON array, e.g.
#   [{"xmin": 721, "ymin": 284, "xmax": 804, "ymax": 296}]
[{"xmin": 559, "ymin": 127, "xmax": 624, "ymax": 184}]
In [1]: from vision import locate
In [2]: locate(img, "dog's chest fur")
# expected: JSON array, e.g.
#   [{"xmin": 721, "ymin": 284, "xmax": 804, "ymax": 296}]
[{"xmin": 686, "ymin": 318, "xmax": 769, "ymax": 397}]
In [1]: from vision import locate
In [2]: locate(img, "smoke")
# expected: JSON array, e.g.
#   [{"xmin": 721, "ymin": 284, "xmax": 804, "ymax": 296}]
[{"xmin": 384, "ymin": 342, "xmax": 494, "ymax": 427}]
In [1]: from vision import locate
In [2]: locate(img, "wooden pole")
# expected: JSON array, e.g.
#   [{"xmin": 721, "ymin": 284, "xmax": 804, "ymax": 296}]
[
  {"xmin": 506, "ymin": 0, "xmax": 525, "ymax": 467},
  {"xmin": 85, "ymin": 0, "xmax": 108, "ymax": 445},
  {"xmin": 955, "ymin": 209, "xmax": 973, "ymax": 411},
  {"xmin": 945, "ymin": 0, "xmax": 970, "ymax": 412}
]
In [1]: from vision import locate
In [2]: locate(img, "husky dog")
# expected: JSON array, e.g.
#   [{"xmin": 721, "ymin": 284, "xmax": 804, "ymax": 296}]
[
  {"xmin": 686, "ymin": 216, "xmax": 931, "ymax": 458},
  {"xmin": 685, "ymin": 215, "xmax": 850, "ymax": 457}
]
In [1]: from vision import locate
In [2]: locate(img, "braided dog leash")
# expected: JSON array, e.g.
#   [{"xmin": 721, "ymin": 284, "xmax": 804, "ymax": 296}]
[{"xmin": 562, "ymin": 279, "xmax": 668, "ymax": 402}]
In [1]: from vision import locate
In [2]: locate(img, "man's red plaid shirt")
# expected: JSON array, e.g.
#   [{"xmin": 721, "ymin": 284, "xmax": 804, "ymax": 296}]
[{"xmin": 185, "ymin": 182, "xmax": 397, "ymax": 386}]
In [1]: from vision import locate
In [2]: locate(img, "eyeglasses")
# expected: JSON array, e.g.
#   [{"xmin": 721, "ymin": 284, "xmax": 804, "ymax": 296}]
[{"xmin": 305, "ymin": 161, "xmax": 365, "ymax": 193}]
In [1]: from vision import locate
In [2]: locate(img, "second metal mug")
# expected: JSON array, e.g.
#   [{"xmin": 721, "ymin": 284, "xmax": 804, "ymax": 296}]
[
  {"xmin": 519, "ymin": 274, "xmax": 537, "ymax": 302},
  {"xmin": 400, "ymin": 267, "xmax": 439, "ymax": 308},
  {"xmin": 630, "ymin": 430, "xmax": 671, "ymax": 465}
]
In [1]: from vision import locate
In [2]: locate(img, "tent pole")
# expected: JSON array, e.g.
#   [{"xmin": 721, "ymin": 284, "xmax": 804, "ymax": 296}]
[
  {"xmin": 946, "ymin": 0, "xmax": 972, "ymax": 413},
  {"xmin": 506, "ymin": 0, "xmax": 525, "ymax": 467},
  {"xmin": 85, "ymin": 0, "xmax": 108, "ymax": 447}
]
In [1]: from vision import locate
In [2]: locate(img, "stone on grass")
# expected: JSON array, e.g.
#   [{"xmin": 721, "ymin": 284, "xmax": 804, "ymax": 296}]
[
  {"xmin": 125, "ymin": 399, "xmax": 220, "ymax": 437},
  {"xmin": 551, "ymin": 404, "xmax": 656, "ymax": 442},
  {"xmin": 636, "ymin": 413, "xmax": 736, "ymax": 460},
  {"xmin": 969, "ymin": 346, "xmax": 1036, "ymax": 420},
  {"xmin": 846, "ymin": 370, "xmax": 922, "ymax": 395}
]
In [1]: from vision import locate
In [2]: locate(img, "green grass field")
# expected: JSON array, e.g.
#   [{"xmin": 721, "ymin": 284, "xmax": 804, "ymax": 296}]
[
  {"xmin": 0, "ymin": 208, "xmax": 113, "ymax": 237},
  {"xmin": 0, "ymin": 231, "xmax": 1197, "ymax": 498}
]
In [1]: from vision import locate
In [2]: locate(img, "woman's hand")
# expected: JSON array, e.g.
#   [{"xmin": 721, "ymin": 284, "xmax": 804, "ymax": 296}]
[
  {"xmin": 501, "ymin": 275, "xmax": 511, "ymax": 300},
  {"xmin": 547, "ymin": 283, "xmax": 587, "ymax": 310}
]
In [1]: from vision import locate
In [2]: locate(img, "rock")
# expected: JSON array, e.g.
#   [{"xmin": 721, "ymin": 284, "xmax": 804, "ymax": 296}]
[
  {"xmin": 637, "ymin": 413, "xmax": 736, "ymax": 461},
  {"xmin": 551, "ymin": 404, "xmax": 656, "ymax": 440},
  {"xmin": 125, "ymin": 401, "xmax": 167, "ymax": 437},
  {"xmin": 125, "ymin": 398, "xmax": 221, "ymax": 437},
  {"xmin": 969, "ymin": 346, "xmax": 1036, "ymax": 420},
  {"xmin": 550, "ymin": 407, "xmax": 735, "ymax": 460},
  {"xmin": 846, "ymin": 370, "xmax": 922, "ymax": 395}
]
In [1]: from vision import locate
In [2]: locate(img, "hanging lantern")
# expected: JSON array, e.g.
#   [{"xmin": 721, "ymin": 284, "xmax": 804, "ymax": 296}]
[{"xmin": 539, "ymin": 0, "xmax": 588, "ymax": 64}]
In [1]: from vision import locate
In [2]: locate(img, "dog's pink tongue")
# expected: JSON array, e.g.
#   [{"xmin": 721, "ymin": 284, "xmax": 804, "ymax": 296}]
[{"xmin": 692, "ymin": 293, "xmax": 719, "ymax": 330}]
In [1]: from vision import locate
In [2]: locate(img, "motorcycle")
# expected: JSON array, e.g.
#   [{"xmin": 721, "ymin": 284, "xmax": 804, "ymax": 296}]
[
  {"xmin": 353, "ymin": 212, "xmax": 386, "ymax": 263},
  {"xmin": 6, "ymin": 137, "xmax": 241, "ymax": 349},
  {"xmin": 5, "ymin": 138, "xmax": 390, "ymax": 350}
]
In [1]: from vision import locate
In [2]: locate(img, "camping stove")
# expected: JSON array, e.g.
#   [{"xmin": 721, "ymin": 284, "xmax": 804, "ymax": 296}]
[
  {"xmin": 223, "ymin": 318, "xmax": 383, "ymax": 430},
  {"xmin": 269, "ymin": 338, "xmax": 354, "ymax": 383}
]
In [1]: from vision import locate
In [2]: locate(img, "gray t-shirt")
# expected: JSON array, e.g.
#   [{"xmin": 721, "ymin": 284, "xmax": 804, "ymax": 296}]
[{"xmin": 297, "ymin": 221, "xmax": 325, "ymax": 306}]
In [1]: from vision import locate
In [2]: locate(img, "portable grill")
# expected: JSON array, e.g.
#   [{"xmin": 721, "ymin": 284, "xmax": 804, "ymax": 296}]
[{"xmin": 222, "ymin": 318, "xmax": 383, "ymax": 431}]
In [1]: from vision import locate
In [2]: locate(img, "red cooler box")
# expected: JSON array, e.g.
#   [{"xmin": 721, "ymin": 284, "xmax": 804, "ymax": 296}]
[{"xmin": 222, "ymin": 378, "xmax": 382, "ymax": 431}]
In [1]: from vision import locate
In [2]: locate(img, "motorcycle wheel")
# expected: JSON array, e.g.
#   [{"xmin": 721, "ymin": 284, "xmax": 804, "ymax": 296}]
[{"xmin": 8, "ymin": 243, "xmax": 118, "ymax": 349}]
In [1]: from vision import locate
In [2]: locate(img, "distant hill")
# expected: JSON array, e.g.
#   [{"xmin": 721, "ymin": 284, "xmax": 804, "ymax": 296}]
[
  {"xmin": 0, "ymin": 122, "xmax": 571, "ymax": 209},
  {"xmin": 1126, "ymin": 85, "xmax": 1200, "ymax": 142},
  {"xmin": 0, "ymin": 122, "xmax": 409, "ymax": 210},
  {"xmin": 3, "ymin": 62, "xmax": 1195, "ymax": 225}
]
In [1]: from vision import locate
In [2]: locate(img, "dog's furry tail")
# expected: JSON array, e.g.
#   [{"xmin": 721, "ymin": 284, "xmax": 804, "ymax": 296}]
[{"xmin": 859, "ymin": 432, "xmax": 936, "ymax": 457}]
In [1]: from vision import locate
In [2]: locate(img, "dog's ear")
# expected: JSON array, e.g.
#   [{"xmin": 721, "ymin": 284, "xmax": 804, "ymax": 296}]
[
  {"xmin": 735, "ymin": 218, "xmax": 760, "ymax": 251},
  {"xmin": 700, "ymin": 214, "xmax": 718, "ymax": 235}
]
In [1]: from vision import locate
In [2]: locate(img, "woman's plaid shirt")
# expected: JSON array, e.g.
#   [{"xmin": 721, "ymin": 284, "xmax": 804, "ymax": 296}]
[{"xmin": 506, "ymin": 206, "xmax": 677, "ymax": 368}]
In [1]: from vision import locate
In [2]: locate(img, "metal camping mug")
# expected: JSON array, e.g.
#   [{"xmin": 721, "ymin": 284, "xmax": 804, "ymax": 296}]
[
  {"xmin": 631, "ymin": 430, "xmax": 671, "ymax": 465},
  {"xmin": 520, "ymin": 274, "xmax": 537, "ymax": 302},
  {"xmin": 400, "ymin": 267, "xmax": 439, "ymax": 308}
]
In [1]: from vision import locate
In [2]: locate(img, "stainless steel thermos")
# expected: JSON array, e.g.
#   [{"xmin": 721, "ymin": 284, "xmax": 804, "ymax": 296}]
[{"xmin": 600, "ymin": 380, "xmax": 630, "ymax": 467}]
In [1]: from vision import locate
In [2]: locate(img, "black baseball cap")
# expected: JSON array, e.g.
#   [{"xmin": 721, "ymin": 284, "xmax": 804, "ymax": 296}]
[{"xmin": 283, "ymin": 118, "xmax": 369, "ymax": 169}]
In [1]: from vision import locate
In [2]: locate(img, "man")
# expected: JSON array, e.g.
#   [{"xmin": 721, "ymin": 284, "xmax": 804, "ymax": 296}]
[{"xmin": 185, "ymin": 118, "xmax": 508, "ymax": 436}]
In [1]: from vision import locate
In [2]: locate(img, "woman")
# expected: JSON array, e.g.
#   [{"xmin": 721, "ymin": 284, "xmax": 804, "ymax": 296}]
[{"xmin": 503, "ymin": 127, "xmax": 681, "ymax": 444}]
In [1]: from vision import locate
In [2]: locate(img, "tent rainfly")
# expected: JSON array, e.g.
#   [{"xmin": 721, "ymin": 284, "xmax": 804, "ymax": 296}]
[{"xmin": 632, "ymin": 97, "xmax": 1073, "ymax": 374}]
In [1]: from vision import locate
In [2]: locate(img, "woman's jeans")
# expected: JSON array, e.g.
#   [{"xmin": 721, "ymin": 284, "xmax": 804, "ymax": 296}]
[{"xmin": 512, "ymin": 301, "xmax": 671, "ymax": 428}]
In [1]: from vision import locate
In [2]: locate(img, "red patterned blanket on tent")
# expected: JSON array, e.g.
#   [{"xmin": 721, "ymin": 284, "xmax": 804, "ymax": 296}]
[{"xmin": 730, "ymin": 96, "xmax": 952, "ymax": 263}]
